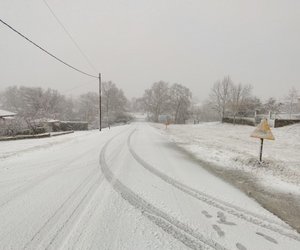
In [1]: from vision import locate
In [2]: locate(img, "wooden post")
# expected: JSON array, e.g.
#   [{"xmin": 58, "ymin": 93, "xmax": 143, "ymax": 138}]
[{"xmin": 259, "ymin": 138, "xmax": 264, "ymax": 162}]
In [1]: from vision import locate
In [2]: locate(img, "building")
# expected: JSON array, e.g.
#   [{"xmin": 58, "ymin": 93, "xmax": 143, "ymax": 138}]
[
  {"xmin": 0, "ymin": 109, "xmax": 17, "ymax": 136},
  {"xmin": 0, "ymin": 109, "xmax": 16, "ymax": 120}
]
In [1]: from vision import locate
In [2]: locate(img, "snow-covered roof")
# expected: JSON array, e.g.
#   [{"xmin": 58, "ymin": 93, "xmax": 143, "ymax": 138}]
[{"xmin": 0, "ymin": 109, "xmax": 16, "ymax": 118}]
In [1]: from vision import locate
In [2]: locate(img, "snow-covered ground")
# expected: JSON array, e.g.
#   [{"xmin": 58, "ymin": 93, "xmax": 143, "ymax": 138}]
[
  {"xmin": 0, "ymin": 130, "xmax": 93, "ymax": 159},
  {"xmin": 152, "ymin": 122, "xmax": 300, "ymax": 195},
  {"xmin": 0, "ymin": 122, "xmax": 299, "ymax": 249}
]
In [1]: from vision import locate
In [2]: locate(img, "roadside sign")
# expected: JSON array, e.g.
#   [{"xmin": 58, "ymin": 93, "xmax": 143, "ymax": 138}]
[
  {"xmin": 250, "ymin": 118, "xmax": 275, "ymax": 140},
  {"xmin": 250, "ymin": 118, "xmax": 275, "ymax": 162},
  {"xmin": 165, "ymin": 121, "xmax": 170, "ymax": 129}
]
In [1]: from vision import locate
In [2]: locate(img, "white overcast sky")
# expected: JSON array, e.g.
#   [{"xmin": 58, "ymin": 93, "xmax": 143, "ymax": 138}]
[{"xmin": 0, "ymin": 0, "xmax": 299, "ymax": 101}]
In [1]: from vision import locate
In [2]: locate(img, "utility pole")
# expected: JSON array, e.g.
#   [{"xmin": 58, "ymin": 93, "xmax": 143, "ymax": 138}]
[
  {"xmin": 259, "ymin": 138, "xmax": 264, "ymax": 162},
  {"xmin": 99, "ymin": 73, "xmax": 102, "ymax": 131}
]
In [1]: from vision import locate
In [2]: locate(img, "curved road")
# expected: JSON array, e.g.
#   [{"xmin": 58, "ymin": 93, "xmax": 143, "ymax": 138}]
[{"xmin": 0, "ymin": 123, "xmax": 299, "ymax": 250}]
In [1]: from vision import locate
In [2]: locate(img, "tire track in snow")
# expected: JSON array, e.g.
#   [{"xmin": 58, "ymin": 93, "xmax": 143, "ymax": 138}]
[
  {"xmin": 23, "ymin": 168, "xmax": 103, "ymax": 250},
  {"xmin": 0, "ymin": 143, "xmax": 102, "ymax": 209},
  {"xmin": 59, "ymin": 134, "xmax": 131, "ymax": 250},
  {"xmin": 128, "ymin": 129, "xmax": 300, "ymax": 242},
  {"xmin": 100, "ymin": 133, "xmax": 228, "ymax": 250},
  {"xmin": 23, "ymin": 127, "xmax": 131, "ymax": 250}
]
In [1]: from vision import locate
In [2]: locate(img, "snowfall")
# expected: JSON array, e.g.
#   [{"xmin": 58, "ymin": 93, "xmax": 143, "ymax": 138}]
[{"xmin": 0, "ymin": 122, "xmax": 299, "ymax": 250}]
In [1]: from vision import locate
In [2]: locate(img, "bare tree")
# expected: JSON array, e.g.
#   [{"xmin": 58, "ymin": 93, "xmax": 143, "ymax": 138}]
[
  {"xmin": 243, "ymin": 96, "xmax": 262, "ymax": 115},
  {"xmin": 0, "ymin": 86, "xmax": 23, "ymax": 112},
  {"xmin": 101, "ymin": 81, "xmax": 128, "ymax": 127},
  {"xmin": 102, "ymin": 81, "xmax": 114, "ymax": 127},
  {"xmin": 263, "ymin": 98, "xmax": 281, "ymax": 115},
  {"xmin": 0, "ymin": 84, "xmax": 130, "ymax": 132},
  {"xmin": 229, "ymin": 83, "xmax": 252, "ymax": 124},
  {"xmin": 169, "ymin": 83, "xmax": 192, "ymax": 124},
  {"xmin": 1, "ymin": 86, "xmax": 71, "ymax": 120},
  {"xmin": 77, "ymin": 92, "xmax": 99, "ymax": 127},
  {"xmin": 191, "ymin": 102, "xmax": 219, "ymax": 123},
  {"xmin": 209, "ymin": 76, "xmax": 233, "ymax": 122},
  {"xmin": 129, "ymin": 97, "xmax": 144, "ymax": 113},
  {"xmin": 286, "ymin": 87, "xmax": 299, "ymax": 119},
  {"xmin": 141, "ymin": 81, "xmax": 170, "ymax": 122}
]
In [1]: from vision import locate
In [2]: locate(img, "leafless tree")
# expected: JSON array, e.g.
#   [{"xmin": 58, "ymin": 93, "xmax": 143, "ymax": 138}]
[
  {"xmin": 1, "ymin": 86, "xmax": 73, "ymax": 133},
  {"xmin": 209, "ymin": 76, "xmax": 233, "ymax": 122},
  {"xmin": 130, "ymin": 98, "xmax": 144, "ymax": 113},
  {"xmin": 77, "ymin": 92, "xmax": 99, "ymax": 127},
  {"xmin": 229, "ymin": 83, "xmax": 253, "ymax": 124},
  {"xmin": 169, "ymin": 83, "xmax": 192, "ymax": 124},
  {"xmin": 141, "ymin": 81, "xmax": 170, "ymax": 122},
  {"xmin": 0, "ymin": 84, "xmax": 130, "ymax": 131},
  {"xmin": 191, "ymin": 102, "xmax": 219, "ymax": 123},
  {"xmin": 101, "ymin": 81, "xmax": 128, "ymax": 127},
  {"xmin": 0, "ymin": 86, "xmax": 22, "ymax": 112},
  {"xmin": 286, "ymin": 87, "xmax": 299, "ymax": 119},
  {"xmin": 263, "ymin": 98, "xmax": 281, "ymax": 115},
  {"xmin": 1, "ymin": 86, "xmax": 70, "ymax": 120}
]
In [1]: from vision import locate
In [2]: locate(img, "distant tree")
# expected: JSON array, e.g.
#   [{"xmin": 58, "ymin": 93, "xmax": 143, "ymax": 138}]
[
  {"xmin": 209, "ymin": 76, "xmax": 233, "ymax": 122},
  {"xmin": 1, "ymin": 86, "xmax": 70, "ymax": 120},
  {"xmin": 77, "ymin": 92, "xmax": 99, "ymax": 127},
  {"xmin": 129, "ymin": 97, "xmax": 144, "ymax": 113},
  {"xmin": 101, "ymin": 81, "xmax": 128, "ymax": 126},
  {"xmin": 286, "ymin": 87, "xmax": 299, "ymax": 118},
  {"xmin": 102, "ymin": 81, "xmax": 114, "ymax": 127},
  {"xmin": 229, "ymin": 83, "xmax": 252, "ymax": 124},
  {"xmin": 63, "ymin": 97, "xmax": 77, "ymax": 121},
  {"xmin": 141, "ymin": 81, "xmax": 170, "ymax": 122},
  {"xmin": 191, "ymin": 102, "xmax": 219, "ymax": 123},
  {"xmin": 0, "ymin": 84, "xmax": 130, "ymax": 132},
  {"xmin": 242, "ymin": 96, "xmax": 262, "ymax": 116},
  {"xmin": 0, "ymin": 86, "xmax": 23, "ymax": 112},
  {"xmin": 169, "ymin": 83, "xmax": 192, "ymax": 124},
  {"xmin": 263, "ymin": 98, "xmax": 281, "ymax": 115},
  {"xmin": 42, "ymin": 88, "xmax": 70, "ymax": 120},
  {"xmin": 1, "ymin": 86, "xmax": 71, "ymax": 133}
]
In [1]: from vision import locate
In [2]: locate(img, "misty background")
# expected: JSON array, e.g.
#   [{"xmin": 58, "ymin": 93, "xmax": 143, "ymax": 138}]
[{"xmin": 1, "ymin": 0, "xmax": 299, "ymax": 102}]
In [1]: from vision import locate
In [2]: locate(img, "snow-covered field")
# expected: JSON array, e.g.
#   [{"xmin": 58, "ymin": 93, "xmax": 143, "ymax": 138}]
[
  {"xmin": 152, "ymin": 122, "xmax": 300, "ymax": 194},
  {"xmin": 0, "ymin": 122, "xmax": 299, "ymax": 249}
]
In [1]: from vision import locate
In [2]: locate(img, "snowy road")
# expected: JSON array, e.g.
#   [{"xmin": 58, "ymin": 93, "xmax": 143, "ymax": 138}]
[{"xmin": 0, "ymin": 123, "xmax": 299, "ymax": 250}]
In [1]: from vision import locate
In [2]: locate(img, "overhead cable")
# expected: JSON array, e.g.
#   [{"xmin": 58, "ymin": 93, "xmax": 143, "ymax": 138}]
[
  {"xmin": 0, "ymin": 17, "xmax": 98, "ymax": 79},
  {"xmin": 42, "ymin": 0, "xmax": 98, "ymax": 73}
]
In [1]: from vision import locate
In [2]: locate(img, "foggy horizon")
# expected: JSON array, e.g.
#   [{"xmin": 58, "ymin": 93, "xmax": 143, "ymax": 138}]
[{"xmin": 1, "ymin": 0, "xmax": 299, "ymax": 102}]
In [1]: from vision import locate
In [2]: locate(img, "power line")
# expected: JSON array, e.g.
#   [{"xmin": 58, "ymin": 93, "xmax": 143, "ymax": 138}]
[
  {"xmin": 0, "ymin": 17, "xmax": 98, "ymax": 79},
  {"xmin": 42, "ymin": 0, "xmax": 98, "ymax": 73}
]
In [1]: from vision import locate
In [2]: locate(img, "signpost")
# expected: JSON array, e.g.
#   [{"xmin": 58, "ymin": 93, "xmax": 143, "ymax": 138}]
[
  {"xmin": 159, "ymin": 114, "xmax": 171, "ymax": 129},
  {"xmin": 165, "ymin": 121, "xmax": 170, "ymax": 129},
  {"xmin": 250, "ymin": 118, "xmax": 275, "ymax": 162}
]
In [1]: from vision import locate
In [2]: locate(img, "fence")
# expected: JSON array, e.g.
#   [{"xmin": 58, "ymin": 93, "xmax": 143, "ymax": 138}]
[{"xmin": 223, "ymin": 112, "xmax": 300, "ymax": 128}]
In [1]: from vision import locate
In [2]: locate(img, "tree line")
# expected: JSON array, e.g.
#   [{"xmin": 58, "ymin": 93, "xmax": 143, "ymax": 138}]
[
  {"xmin": 0, "ymin": 82, "xmax": 130, "ymax": 135},
  {"xmin": 133, "ymin": 76, "xmax": 299, "ymax": 124},
  {"xmin": 207, "ymin": 76, "xmax": 299, "ymax": 123},
  {"xmin": 131, "ymin": 81, "xmax": 192, "ymax": 124},
  {"xmin": 1, "ymin": 76, "xmax": 299, "ymax": 135}
]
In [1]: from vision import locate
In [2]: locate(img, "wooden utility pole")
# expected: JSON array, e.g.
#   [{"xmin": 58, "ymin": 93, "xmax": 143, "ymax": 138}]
[
  {"xmin": 99, "ymin": 73, "xmax": 102, "ymax": 131},
  {"xmin": 259, "ymin": 138, "xmax": 264, "ymax": 162}
]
